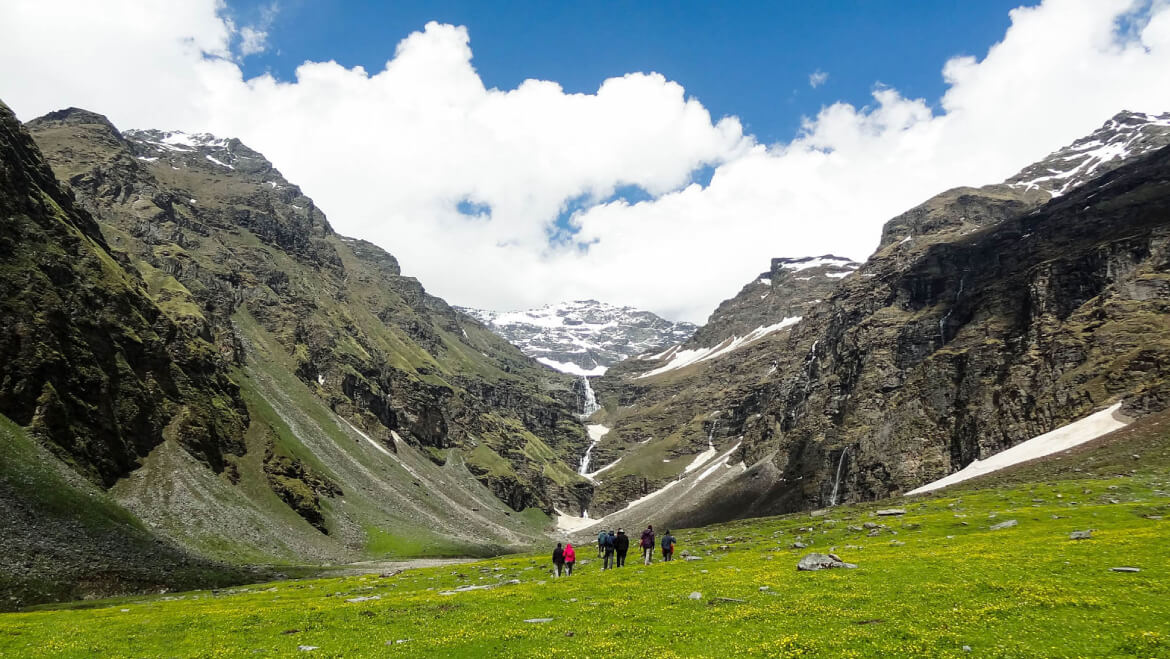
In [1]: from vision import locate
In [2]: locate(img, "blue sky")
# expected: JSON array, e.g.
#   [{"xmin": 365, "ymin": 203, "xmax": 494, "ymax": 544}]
[
  {"xmin": 229, "ymin": 0, "xmax": 1023, "ymax": 144},
  {"xmin": 4, "ymin": 1, "xmax": 1169, "ymax": 321}
]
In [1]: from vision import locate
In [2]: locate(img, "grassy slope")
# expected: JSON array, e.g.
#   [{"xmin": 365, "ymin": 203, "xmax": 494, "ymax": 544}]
[
  {"xmin": 0, "ymin": 414, "xmax": 251, "ymax": 610},
  {"xmin": 3, "ymin": 421, "xmax": 1167, "ymax": 657},
  {"xmin": 108, "ymin": 307, "xmax": 554, "ymax": 565}
]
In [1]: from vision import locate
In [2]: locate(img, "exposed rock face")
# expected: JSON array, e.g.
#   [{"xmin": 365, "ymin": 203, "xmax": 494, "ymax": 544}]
[
  {"xmin": 0, "ymin": 101, "xmax": 248, "ymax": 488},
  {"xmin": 685, "ymin": 256, "xmax": 859, "ymax": 349},
  {"xmin": 725, "ymin": 140, "xmax": 1170, "ymax": 516},
  {"xmin": 460, "ymin": 300, "xmax": 696, "ymax": 376},
  {"xmin": 0, "ymin": 100, "xmax": 257, "ymax": 607},
  {"xmin": 584, "ymin": 111, "xmax": 1170, "ymax": 529}
]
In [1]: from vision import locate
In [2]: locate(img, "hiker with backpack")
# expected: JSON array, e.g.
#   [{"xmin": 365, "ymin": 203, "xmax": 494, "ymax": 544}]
[
  {"xmin": 660, "ymin": 530, "xmax": 676, "ymax": 561},
  {"xmin": 552, "ymin": 542, "xmax": 565, "ymax": 577},
  {"xmin": 563, "ymin": 542, "xmax": 576, "ymax": 576},
  {"xmin": 640, "ymin": 525, "xmax": 655, "ymax": 565},
  {"xmin": 597, "ymin": 529, "xmax": 607, "ymax": 558},
  {"xmin": 614, "ymin": 528, "xmax": 630, "ymax": 567},
  {"xmin": 602, "ymin": 529, "xmax": 616, "ymax": 570}
]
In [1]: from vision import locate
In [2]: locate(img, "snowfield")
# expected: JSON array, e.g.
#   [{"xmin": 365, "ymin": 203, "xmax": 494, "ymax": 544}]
[{"xmin": 906, "ymin": 402, "xmax": 1130, "ymax": 495}]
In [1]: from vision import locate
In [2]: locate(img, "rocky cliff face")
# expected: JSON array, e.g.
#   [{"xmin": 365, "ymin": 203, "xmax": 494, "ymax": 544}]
[
  {"xmin": 0, "ymin": 100, "xmax": 259, "ymax": 607},
  {"xmin": 460, "ymin": 300, "xmax": 696, "ymax": 376},
  {"xmin": 581, "ymin": 110, "xmax": 1170, "ymax": 530},
  {"xmin": 723, "ymin": 139, "xmax": 1170, "ymax": 517},
  {"xmin": 682, "ymin": 255, "xmax": 859, "ymax": 350},
  {"xmin": 7, "ymin": 104, "xmax": 592, "ymax": 583},
  {"xmin": 0, "ymin": 102, "xmax": 247, "ymax": 488}
]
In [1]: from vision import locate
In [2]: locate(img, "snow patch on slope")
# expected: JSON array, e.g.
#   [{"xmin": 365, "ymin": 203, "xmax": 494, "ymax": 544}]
[
  {"xmin": 905, "ymin": 402, "xmax": 1130, "ymax": 495},
  {"xmin": 637, "ymin": 317, "xmax": 802, "ymax": 379}
]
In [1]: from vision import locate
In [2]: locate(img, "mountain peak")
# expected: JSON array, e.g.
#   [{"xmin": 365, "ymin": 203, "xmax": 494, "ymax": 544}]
[
  {"xmin": 771, "ymin": 255, "xmax": 860, "ymax": 274},
  {"xmin": 460, "ymin": 300, "xmax": 696, "ymax": 376},
  {"xmin": 30, "ymin": 107, "xmax": 119, "ymax": 130},
  {"xmin": 1007, "ymin": 110, "xmax": 1170, "ymax": 197}
]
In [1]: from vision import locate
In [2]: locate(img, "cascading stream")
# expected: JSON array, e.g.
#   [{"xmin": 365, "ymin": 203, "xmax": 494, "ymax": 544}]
[
  {"xmin": 829, "ymin": 447, "xmax": 848, "ymax": 506},
  {"xmin": 577, "ymin": 377, "xmax": 604, "ymax": 475},
  {"xmin": 579, "ymin": 376, "xmax": 601, "ymax": 418}
]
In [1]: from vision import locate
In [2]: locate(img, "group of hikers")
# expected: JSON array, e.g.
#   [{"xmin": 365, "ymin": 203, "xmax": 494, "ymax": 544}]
[{"xmin": 551, "ymin": 525, "xmax": 676, "ymax": 577}]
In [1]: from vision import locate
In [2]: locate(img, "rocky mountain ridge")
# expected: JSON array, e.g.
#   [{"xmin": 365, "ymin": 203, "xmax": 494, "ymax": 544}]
[
  {"xmin": 459, "ymin": 299, "xmax": 696, "ymax": 376},
  {"xmin": 569, "ymin": 109, "xmax": 1170, "ymax": 534}
]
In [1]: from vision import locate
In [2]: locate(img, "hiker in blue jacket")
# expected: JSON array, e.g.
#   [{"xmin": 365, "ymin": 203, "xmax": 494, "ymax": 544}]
[
  {"xmin": 597, "ymin": 529, "xmax": 608, "ymax": 558},
  {"xmin": 660, "ymin": 529, "xmax": 676, "ymax": 561}
]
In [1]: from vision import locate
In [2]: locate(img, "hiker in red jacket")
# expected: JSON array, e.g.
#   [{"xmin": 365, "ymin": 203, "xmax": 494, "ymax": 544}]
[
  {"xmin": 563, "ymin": 543, "xmax": 577, "ymax": 576},
  {"xmin": 640, "ymin": 525, "xmax": 656, "ymax": 565}
]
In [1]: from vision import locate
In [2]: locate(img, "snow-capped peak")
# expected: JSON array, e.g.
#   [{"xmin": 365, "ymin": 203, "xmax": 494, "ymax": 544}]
[
  {"xmin": 1007, "ymin": 111, "xmax": 1170, "ymax": 197},
  {"xmin": 773, "ymin": 255, "xmax": 860, "ymax": 273},
  {"xmin": 459, "ymin": 300, "xmax": 696, "ymax": 375},
  {"xmin": 124, "ymin": 128, "xmax": 280, "ymax": 181}
]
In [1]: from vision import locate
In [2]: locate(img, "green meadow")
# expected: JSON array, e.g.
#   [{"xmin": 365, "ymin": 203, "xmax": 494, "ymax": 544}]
[
  {"xmin": 2, "ymin": 470, "xmax": 1167, "ymax": 657},
  {"xmin": 4, "ymin": 416, "xmax": 1170, "ymax": 658}
]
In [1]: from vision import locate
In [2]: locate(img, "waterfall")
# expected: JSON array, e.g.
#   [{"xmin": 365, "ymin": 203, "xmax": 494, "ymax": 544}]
[
  {"xmin": 578, "ymin": 442, "xmax": 596, "ymax": 475},
  {"xmin": 829, "ymin": 447, "xmax": 848, "ymax": 506},
  {"xmin": 579, "ymin": 376, "xmax": 601, "ymax": 418},
  {"xmin": 707, "ymin": 419, "xmax": 718, "ymax": 450},
  {"xmin": 938, "ymin": 276, "xmax": 965, "ymax": 344},
  {"xmin": 578, "ymin": 422, "xmax": 609, "ymax": 476}
]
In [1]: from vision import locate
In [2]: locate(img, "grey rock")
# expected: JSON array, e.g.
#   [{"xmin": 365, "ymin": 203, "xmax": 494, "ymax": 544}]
[
  {"xmin": 797, "ymin": 553, "xmax": 857, "ymax": 571},
  {"xmin": 689, "ymin": 592, "xmax": 702, "ymax": 600},
  {"xmin": 524, "ymin": 618, "xmax": 554, "ymax": 623},
  {"xmin": 990, "ymin": 520, "xmax": 1018, "ymax": 531},
  {"xmin": 685, "ymin": 555, "xmax": 703, "ymax": 561},
  {"xmin": 792, "ymin": 542, "xmax": 807, "ymax": 549},
  {"xmin": 1110, "ymin": 567, "xmax": 1141, "ymax": 573},
  {"xmin": 298, "ymin": 647, "xmax": 319, "ymax": 652},
  {"xmin": 345, "ymin": 595, "xmax": 381, "ymax": 603},
  {"xmin": 863, "ymin": 522, "xmax": 879, "ymax": 529},
  {"xmin": 875, "ymin": 509, "xmax": 906, "ymax": 516},
  {"xmin": 1069, "ymin": 530, "xmax": 1092, "ymax": 540}
]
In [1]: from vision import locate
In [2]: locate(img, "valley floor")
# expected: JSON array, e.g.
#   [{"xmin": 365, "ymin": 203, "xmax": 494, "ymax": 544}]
[{"xmin": 3, "ymin": 425, "xmax": 1169, "ymax": 657}]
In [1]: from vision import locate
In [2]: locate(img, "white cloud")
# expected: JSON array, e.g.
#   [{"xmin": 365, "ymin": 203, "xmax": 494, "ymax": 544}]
[
  {"xmin": 1, "ymin": 0, "xmax": 1169, "ymax": 322},
  {"xmin": 238, "ymin": 26, "xmax": 268, "ymax": 57},
  {"xmin": 809, "ymin": 70, "xmax": 828, "ymax": 88},
  {"xmin": 235, "ymin": 2, "xmax": 278, "ymax": 58}
]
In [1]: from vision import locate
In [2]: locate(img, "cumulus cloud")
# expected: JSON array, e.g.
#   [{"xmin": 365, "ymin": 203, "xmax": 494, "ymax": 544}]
[
  {"xmin": 808, "ymin": 70, "xmax": 828, "ymax": 88},
  {"xmin": 235, "ymin": 2, "xmax": 278, "ymax": 57},
  {"xmin": 1, "ymin": 0, "xmax": 1169, "ymax": 322},
  {"xmin": 238, "ymin": 26, "xmax": 269, "ymax": 57}
]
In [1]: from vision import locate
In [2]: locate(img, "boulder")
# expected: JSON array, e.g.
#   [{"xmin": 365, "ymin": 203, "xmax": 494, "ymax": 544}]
[
  {"xmin": 990, "ymin": 520, "xmax": 1018, "ymax": 531},
  {"xmin": 797, "ymin": 553, "xmax": 857, "ymax": 571}
]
